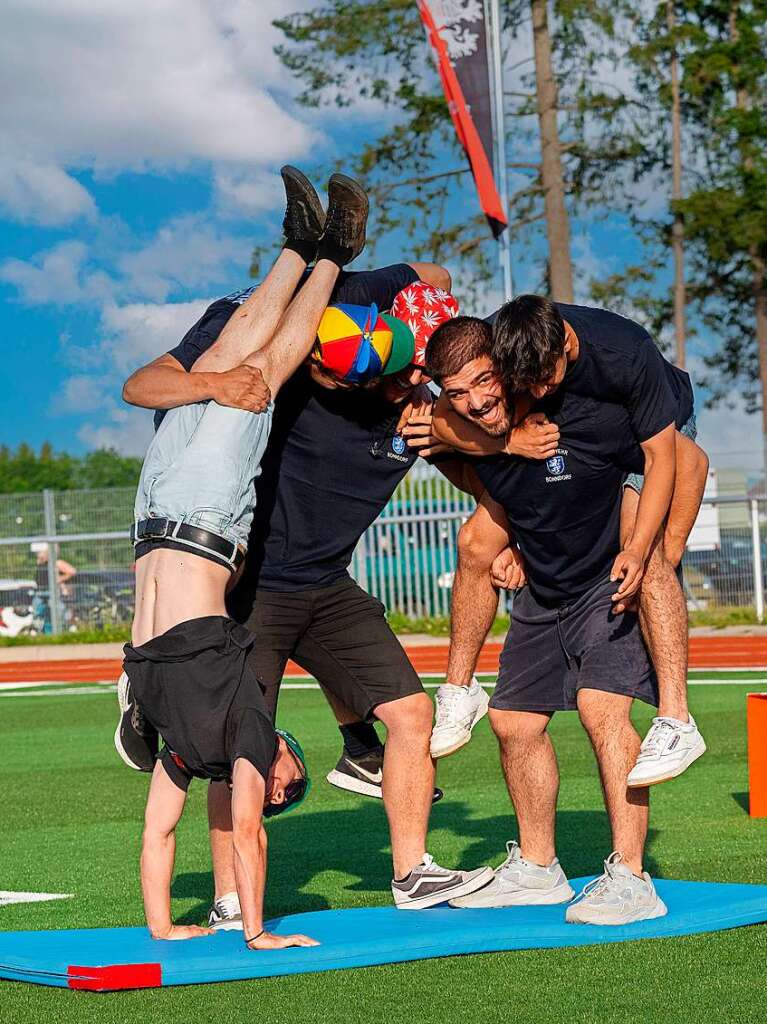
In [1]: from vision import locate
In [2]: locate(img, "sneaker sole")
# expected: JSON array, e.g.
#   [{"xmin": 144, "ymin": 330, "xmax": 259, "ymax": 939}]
[
  {"xmin": 430, "ymin": 691, "xmax": 490, "ymax": 760},
  {"xmin": 626, "ymin": 738, "xmax": 707, "ymax": 788},
  {"xmin": 566, "ymin": 896, "xmax": 668, "ymax": 926},
  {"xmin": 450, "ymin": 880, "xmax": 575, "ymax": 909},
  {"xmin": 326, "ymin": 770, "xmax": 444, "ymax": 804},
  {"xmin": 326, "ymin": 769, "xmax": 382, "ymax": 800},
  {"xmin": 394, "ymin": 867, "xmax": 494, "ymax": 911},
  {"xmin": 210, "ymin": 919, "xmax": 244, "ymax": 932}
]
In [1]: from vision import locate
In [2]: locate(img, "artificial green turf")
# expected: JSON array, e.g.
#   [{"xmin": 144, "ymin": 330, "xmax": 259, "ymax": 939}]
[{"xmin": 1, "ymin": 683, "xmax": 765, "ymax": 1023}]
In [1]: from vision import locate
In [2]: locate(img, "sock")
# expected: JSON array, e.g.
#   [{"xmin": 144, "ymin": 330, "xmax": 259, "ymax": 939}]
[
  {"xmin": 315, "ymin": 234, "xmax": 355, "ymax": 269},
  {"xmin": 340, "ymin": 722, "xmax": 381, "ymax": 760},
  {"xmin": 283, "ymin": 237, "xmax": 316, "ymax": 264}
]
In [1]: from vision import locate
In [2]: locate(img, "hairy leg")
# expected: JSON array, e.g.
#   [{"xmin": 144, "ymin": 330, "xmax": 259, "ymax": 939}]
[
  {"xmin": 664, "ymin": 433, "xmax": 709, "ymax": 568},
  {"xmin": 446, "ymin": 492, "xmax": 510, "ymax": 685},
  {"xmin": 374, "ymin": 693, "xmax": 435, "ymax": 877},
  {"xmin": 621, "ymin": 488, "xmax": 689, "ymax": 721},
  {"xmin": 489, "ymin": 708, "xmax": 559, "ymax": 865},
  {"xmin": 577, "ymin": 688, "xmax": 649, "ymax": 875},
  {"xmin": 208, "ymin": 781, "xmax": 236, "ymax": 899},
  {"xmin": 192, "ymin": 250, "xmax": 308, "ymax": 375}
]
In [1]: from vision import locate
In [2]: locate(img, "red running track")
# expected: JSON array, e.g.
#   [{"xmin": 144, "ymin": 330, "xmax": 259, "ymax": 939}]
[{"xmin": 0, "ymin": 636, "xmax": 766, "ymax": 686}]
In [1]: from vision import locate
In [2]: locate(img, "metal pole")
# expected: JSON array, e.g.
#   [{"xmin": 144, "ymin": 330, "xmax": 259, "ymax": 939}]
[
  {"xmin": 42, "ymin": 488, "xmax": 62, "ymax": 635},
  {"xmin": 486, "ymin": 0, "xmax": 513, "ymax": 301},
  {"xmin": 751, "ymin": 498, "xmax": 764, "ymax": 623}
]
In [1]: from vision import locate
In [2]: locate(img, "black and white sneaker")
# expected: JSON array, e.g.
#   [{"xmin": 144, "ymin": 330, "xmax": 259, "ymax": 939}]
[
  {"xmin": 114, "ymin": 671, "xmax": 158, "ymax": 772},
  {"xmin": 207, "ymin": 892, "xmax": 243, "ymax": 931},
  {"xmin": 391, "ymin": 854, "xmax": 493, "ymax": 910},
  {"xmin": 326, "ymin": 746, "xmax": 443, "ymax": 803}
]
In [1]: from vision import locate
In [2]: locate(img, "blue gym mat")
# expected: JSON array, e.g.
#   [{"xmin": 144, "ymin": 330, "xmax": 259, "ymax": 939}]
[{"xmin": 1, "ymin": 878, "xmax": 766, "ymax": 991}]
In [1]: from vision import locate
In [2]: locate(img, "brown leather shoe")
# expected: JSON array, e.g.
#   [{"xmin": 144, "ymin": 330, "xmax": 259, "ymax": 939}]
[
  {"xmin": 316, "ymin": 172, "xmax": 369, "ymax": 267},
  {"xmin": 280, "ymin": 165, "xmax": 325, "ymax": 262}
]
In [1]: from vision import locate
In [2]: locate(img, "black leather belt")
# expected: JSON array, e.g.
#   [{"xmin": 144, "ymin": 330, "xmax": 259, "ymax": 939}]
[{"xmin": 131, "ymin": 518, "xmax": 244, "ymax": 570}]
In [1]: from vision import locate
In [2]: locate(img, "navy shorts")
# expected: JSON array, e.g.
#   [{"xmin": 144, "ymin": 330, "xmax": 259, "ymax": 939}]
[{"xmin": 491, "ymin": 577, "xmax": 659, "ymax": 714}]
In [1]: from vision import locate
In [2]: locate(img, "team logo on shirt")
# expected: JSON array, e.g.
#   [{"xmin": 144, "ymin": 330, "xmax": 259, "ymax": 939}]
[
  {"xmin": 391, "ymin": 434, "xmax": 407, "ymax": 456},
  {"xmin": 545, "ymin": 450, "xmax": 572, "ymax": 483}
]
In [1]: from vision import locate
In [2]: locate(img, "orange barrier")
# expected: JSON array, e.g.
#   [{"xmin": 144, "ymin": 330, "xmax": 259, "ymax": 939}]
[{"xmin": 747, "ymin": 693, "xmax": 767, "ymax": 818}]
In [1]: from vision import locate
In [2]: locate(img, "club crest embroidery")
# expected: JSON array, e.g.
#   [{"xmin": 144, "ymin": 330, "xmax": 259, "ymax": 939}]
[
  {"xmin": 392, "ymin": 435, "xmax": 406, "ymax": 455},
  {"xmin": 545, "ymin": 449, "xmax": 572, "ymax": 483},
  {"xmin": 546, "ymin": 455, "xmax": 565, "ymax": 476}
]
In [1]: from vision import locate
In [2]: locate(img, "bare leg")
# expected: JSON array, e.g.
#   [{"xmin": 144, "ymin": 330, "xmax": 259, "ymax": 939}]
[
  {"xmin": 208, "ymin": 782, "xmax": 236, "ymax": 899},
  {"xmin": 489, "ymin": 708, "xmax": 558, "ymax": 865},
  {"xmin": 621, "ymin": 489, "xmax": 688, "ymax": 720},
  {"xmin": 577, "ymin": 688, "xmax": 648, "ymax": 875},
  {"xmin": 664, "ymin": 434, "xmax": 709, "ymax": 568},
  {"xmin": 374, "ymin": 693, "xmax": 435, "ymax": 877},
  {"xmin": 446, "ymin": 494, "xmax": 510, "ymax": 685}
]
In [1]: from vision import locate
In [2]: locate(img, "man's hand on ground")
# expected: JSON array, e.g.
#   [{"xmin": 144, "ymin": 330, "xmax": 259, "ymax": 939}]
[
  {"xmin": 247, "ymin": 931, "xmax": 320, "ymax": 950},
  {"xmin": 208, "ymin": 365, "xmax": 271, "ymax": 412},
  {"xmin": 610, "ymin": 548, "xmax": 645, "ymax": 611},
  {"xmin": 152, "ymin": 924, "xmax": 215, "ymax": 940},
  {"xmin": 490, "ymin": 546, "xmax": 527, "ymax": 590},
  {"xmin": 505, "ymin": 413, "xmax": 560, "ymax": 460}
]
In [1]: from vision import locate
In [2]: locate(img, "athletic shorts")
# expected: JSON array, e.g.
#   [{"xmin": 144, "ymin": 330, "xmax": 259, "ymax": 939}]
[
  {"xmin": 491, "ymin": 576, "xmax": 658, "ymax": 714},
  {"xmin": 133, "ymin": 399, "xmax": 274, "ymax": 563},
  {"xmin": 241, "ymin": 576, "xmax": 424, "ymax": 722},
  {"xmin": 624, "ymin": 413, "xmax": 697, "ymax": 495},
  {"xmin": 123, "ymin": 615, "xmax": 277, "ymax": 791}
]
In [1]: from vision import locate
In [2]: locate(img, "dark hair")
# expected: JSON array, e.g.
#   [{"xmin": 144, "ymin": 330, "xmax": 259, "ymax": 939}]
[
  {"xmin": 425, "ymin": 316, "xmax": 493, "ymax": 384},
  {"xmin": 491, "ymin": 295, "xmax": 565, "ymax": 391}
]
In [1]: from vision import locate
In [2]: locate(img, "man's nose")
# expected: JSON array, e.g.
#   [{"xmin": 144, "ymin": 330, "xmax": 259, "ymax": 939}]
[{"xmin": 468, "ymin": 389, "xmax": 487, "ymax": 411}]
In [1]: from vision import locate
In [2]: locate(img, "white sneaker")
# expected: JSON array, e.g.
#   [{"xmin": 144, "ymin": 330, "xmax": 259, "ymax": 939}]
[
  {"xmin": 566, "ymin": 852, "xmax": 668, "ymax": 925},
  {"xmin": 449, "ymin": 841, "xmax": 574, "ymax": 908},
  {"xmin": 391, "ymin": 853, "xmax": 493, "ymax": 910},
  {"xmin": 627, "ymin": 713, "xmax": 706, "ymax": 788},
  {"xmin": 430, "ymin": 679, "xmax": 489, "ymax": 758},
  {"xmin": 207, "ymin": 891, "xmax": 242, "ymax": 931}
]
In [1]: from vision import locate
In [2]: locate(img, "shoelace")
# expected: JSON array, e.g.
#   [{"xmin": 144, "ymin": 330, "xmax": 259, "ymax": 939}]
[
  {"xmin": 435, "ymin": 685, "xmax": 473, "ymax": 723},
  {"xmin": 635, "ymin": 718, "xmax": 677, "ymax": 762},
  {"xmin": 214, "ymin": 892, "xmax": 241, "ymax": 920},
  {"xmin": 498, "ymin": 840, "xmax": 522, "ymax": 877},
  {"xmin": 571, "ymin": 851, "xmax": 623, "ymax": 904},
  {"xmin": 131, "ymin": 702, "xmax": 150, "ymax": 736},
  {"xmin": 419, "ymin": 853, "xmax": 452, "ymax": 876}
]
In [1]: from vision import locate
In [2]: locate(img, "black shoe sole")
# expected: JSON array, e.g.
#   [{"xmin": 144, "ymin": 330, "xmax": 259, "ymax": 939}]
[{"xmin": 280, "ymin": 165, "xmax": 325, "ymax": 242}]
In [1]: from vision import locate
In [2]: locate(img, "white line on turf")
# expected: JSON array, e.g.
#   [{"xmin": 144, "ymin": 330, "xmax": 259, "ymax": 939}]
[
  {"xmin": 0, "ymin": 891, "xmax": 73, "ymax": 906},
  {"xmin": 1, "ymin": 677, "xmax": 766, "ymax": 698}
]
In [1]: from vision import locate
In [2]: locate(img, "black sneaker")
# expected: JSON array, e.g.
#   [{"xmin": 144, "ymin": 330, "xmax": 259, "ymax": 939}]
[
  {"xmin": 326, "ymin": 746, "xmax": 444, "ymax": 803},
  {"xmin": 391, "ymin": 854, "xmax": 493, "ymax": 910},
  {"xmin": 114, "ymin": 671, "xmax": 158, "ymax": 772},
  {"xmin": 280, "ymin": 165, "xmax": 325, "ymax": 262},
  {"xmin": 316, "ymin": 172, "xmax": 369, "ymax": 267}
]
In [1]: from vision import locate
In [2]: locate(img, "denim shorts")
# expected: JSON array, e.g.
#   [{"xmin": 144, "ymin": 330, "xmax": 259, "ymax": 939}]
[
  {"xmin": 624, "ymin": 413, "xmax": 697, "ymax": 494},
  {"xmin": 133, "ymin": 399, "xmax": 274, "ymax": 561}
]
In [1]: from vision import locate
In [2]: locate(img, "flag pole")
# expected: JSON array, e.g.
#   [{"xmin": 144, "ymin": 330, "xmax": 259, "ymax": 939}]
[{"xmin": 486, "ymin": 0, "xmax": 513, "ymax": 301}]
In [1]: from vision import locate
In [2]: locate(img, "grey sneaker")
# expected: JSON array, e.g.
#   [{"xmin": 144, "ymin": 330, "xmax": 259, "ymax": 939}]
[
  {"xmin": 207, "ymin": 891, "xmax": 243, "ymax": 931},
  {"xmin": 450, "ymin": 840, "xmax": 574, "ymax": 908},
  {"xmin": 391, "ymin": 853, "xmax": 493, "ymax": 910},
  {"xmin": 565, "ymin": 852, "xmax": 668, "ymax": 925}
]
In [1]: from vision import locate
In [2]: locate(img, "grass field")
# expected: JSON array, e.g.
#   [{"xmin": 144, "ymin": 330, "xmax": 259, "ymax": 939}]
[{"xmin": 1, "ymin": 674, "xmax": 766, "ymax": 1023}]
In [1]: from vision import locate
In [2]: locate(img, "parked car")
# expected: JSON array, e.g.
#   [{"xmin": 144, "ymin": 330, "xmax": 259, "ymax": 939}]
[{"xmin": 0, "ymin": 579, "xmax": 36, "ymax": 637}]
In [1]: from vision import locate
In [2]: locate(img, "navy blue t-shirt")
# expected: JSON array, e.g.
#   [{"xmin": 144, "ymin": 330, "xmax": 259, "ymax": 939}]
[
  {"xmin": 487, "ymin": 303, "xmax": 694, "ymax": 439},
  {"xmin": 474, "ymin": 391, "xmax": 644, "ymax": 607},
  {"xmin": 159, "ymin": 263, "xmax": 420, "ymax": 594}
]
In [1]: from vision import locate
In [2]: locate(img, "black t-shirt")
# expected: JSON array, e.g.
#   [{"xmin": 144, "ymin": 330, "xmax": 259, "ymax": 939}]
[
  {"xmin": 474, "ymin": 391, "xmax": 644, "ymax": 607},
  {"xmin": 487, "ymin": 303, "xmax": 694, "ymax": 440},
  {"xmin": 123, "ymin": 616, "xmax": 277, "ymax": 792},
  {"xmin": 157, "ymin": 263, "xmax": 420, "ymax": 595}
]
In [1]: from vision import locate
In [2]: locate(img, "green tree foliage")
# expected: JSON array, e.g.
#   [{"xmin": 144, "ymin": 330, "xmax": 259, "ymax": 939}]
[
  {"xmin": 0, "ymin": 445, "xmax": 141, "ymax": 494},
  {"xmin": 266, "ymin": 0, "xmax": 642, "ymax": 298}
]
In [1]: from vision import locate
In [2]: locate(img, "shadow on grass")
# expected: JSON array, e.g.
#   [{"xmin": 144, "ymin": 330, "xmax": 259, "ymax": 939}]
[
  {"xmin": 173, "ymin": 800, "xmax": 659, "ymax": 924},
  {"xmin": 731, "ymin": 791, "xmax": 750, "ymax": 814}
]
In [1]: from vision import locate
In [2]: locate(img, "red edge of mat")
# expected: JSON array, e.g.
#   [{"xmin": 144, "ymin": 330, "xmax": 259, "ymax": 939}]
[{"xmin": 67, "ymin": 962, "xmax": 162, "ymax": 991}]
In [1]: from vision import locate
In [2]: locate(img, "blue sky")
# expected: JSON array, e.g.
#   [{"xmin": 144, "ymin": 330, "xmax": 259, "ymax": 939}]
[{"xmin": 0, "ymin": 0, "xmax": 759, "ymax": 470}]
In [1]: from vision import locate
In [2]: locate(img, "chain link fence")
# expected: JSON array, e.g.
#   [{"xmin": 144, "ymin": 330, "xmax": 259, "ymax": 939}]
[{"xmin": 0, "ymin": 471, "xmax": 764, "ymax": 635}]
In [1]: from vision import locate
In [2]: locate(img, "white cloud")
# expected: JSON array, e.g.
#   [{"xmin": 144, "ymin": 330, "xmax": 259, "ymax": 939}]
[
  {"xmin": 0, "ymin": 240, "xmax": 114, "ymax": 306},
  {"xmin": 77, "ymin": 405, "xmax": 154, "ymax": 457},
  {"xmin": 213, "ymin": 168, "xmax": 284, "ymax": 218},
  {"xmin": 0, "ymin": 159, "xmax": 96, "ymax": 225},
  {"xmin": 100, "ymin": 298, "xmax": 214, "ymax": 372},
  {"xmin": 52, "ymin": 375, "xmax": 109, "ymax": 415}
]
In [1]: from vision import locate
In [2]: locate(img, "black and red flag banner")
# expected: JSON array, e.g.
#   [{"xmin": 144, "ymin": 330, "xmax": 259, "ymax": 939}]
[{"xmin": 416, "ymin": 0, "xmax": 507, "ymax": 238}]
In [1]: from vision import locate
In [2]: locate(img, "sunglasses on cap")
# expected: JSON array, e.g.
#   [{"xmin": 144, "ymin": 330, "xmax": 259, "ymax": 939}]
[{"xmin": 263, "ymin": 728, "xmax": 311, "ymax": 819}]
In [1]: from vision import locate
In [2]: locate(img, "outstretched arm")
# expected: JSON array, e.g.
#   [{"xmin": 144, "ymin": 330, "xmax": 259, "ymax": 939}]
[
  {"xmin": 141, "ymin": 761, "xmax": 213, "ymax": 940},
  {"xmin": 231, "ymin": 758, "xmax": 318, "ymax": 951}
]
